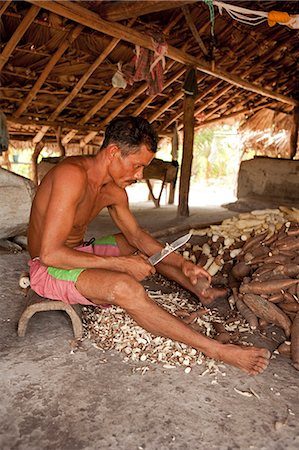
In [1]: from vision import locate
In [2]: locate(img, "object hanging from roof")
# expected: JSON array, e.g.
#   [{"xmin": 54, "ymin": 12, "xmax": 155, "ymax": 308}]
[
  {"xmin": 213, "ymin": 1, "xmax": 299, "ymax": 29},
  {"xmin": 0, "ymin": 112, "xmax": 9, "ymax": 155},
  {"xmin": 123, "ymin": 33, "xmax": 168, "ymax": 95}
]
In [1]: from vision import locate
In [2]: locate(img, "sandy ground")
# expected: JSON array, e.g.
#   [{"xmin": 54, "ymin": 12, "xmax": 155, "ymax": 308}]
[{"xmin": 1, "ymin": 203, "xmax": 299, "ymax": 450}]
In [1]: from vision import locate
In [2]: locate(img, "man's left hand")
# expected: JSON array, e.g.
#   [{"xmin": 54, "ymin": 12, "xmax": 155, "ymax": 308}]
[{"xmin": 182, "ymin": 260, "xmax": 211, "ymax": 286}]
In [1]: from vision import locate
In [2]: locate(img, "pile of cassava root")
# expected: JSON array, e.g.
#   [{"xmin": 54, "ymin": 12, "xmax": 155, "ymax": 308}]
[
  {"xmin": 82, "ymin": 207, "xmax": 299, "ymax": 373},
  {"xmin": 182, "ymin": 206, "xmax": 299, "ymax": 371}
]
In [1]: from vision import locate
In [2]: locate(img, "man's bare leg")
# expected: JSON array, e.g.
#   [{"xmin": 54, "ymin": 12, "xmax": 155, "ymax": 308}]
[{"xmin": 76, "ymin": 269, "xmax": 270, "ymax": 375}]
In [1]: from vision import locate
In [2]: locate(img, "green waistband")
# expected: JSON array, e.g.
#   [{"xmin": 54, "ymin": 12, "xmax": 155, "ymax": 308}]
[
  {"xmin": 47, "ymin": 235, "xmax": 117, "ymax": 281},
  {"xmin": 93, "ymin": 235, "xmax": 117, "ymax": 246},
  {"xmin": 47, "ymin": 266, "xmax": 84, "ymax": 282}
]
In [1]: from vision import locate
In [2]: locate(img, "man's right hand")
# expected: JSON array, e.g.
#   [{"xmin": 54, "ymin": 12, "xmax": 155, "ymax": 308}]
[{"xmin": 119, "ymin": 254, "xmax": 156, "ymax": 281}]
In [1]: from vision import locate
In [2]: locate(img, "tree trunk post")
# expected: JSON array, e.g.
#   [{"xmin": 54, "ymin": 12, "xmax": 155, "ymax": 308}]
[
  {"xmin": 31, "ymin": 141, "xmax": 45, "ymax": 185},
  {"xmin": 290, "ymin": 106, "xmax": 299, "ymax": 159},
  {"xmin": 169, "ymin": 122, "xmax": 179, "ymax": 204},
  {"xmin": 177, "ymin": 68, "xmax": 196, "ymax": 217}
]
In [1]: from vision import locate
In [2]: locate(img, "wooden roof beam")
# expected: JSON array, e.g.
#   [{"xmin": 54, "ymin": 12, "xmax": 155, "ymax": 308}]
[
  {"xmin": 161, "ymin": 35, "xmax": 292, "ymax": 132},
  {"xmin": 14, "ymin": 24, "xmax": 83, "ymax": 119},
  {"xmin": 31, "ymin": 19, "xmax": 135, "ymax": 144},
  {"xmin": 80, "ymin": 84, "xmax": 148, "ymax": 147},
  {"xmin": 6, "ymin": 115, "xmax": 103, "ymax": 134},
  {"xmin": 160, "ymin": 78, "xmax": 221, "ymax": 131},
  {"xmin": 181, "ymin": 5, "xmax": 208, "ymax": 57},
  {"xmin": 99, "ymin": 1, "xmax": 197, "ymax": 22},
  {"xmin": 0, "ymin": 5, "xmax": 40, "ymax": 71},
  {"xmin": 0, "ymin": 0, "xmax": 12, "ymax": 17},
  {"xmin": 196, "ymin": 102, "xmax": 271, "ymax": 130},
  {"xmin": 176, "ymin": 83, "xmax": 233, "ymax": 130},
  {"xmin": 79, "ymin": 13, "xmax": 183, "ymax": 147},
  {"xmin": 27, "ymin": 1, "xmax": 298, "ymax": 107},
  {"xmin": 61, "ymin": 87, "xmax": 119, "ymax": 145},
  {"xmin": 133, "ymin": 66, "xmax": 185, "ymax": 117}
]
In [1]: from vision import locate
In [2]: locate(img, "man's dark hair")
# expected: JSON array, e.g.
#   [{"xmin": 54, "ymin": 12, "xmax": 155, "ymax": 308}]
[{"xmin": 101, "ymin": 116, "xmax": 158, "ymax": 156}]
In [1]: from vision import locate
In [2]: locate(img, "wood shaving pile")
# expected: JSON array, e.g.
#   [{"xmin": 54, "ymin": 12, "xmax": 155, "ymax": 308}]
[{"xmin": 82, "ymin": 290, "xmax": 252, "ymax": 375}]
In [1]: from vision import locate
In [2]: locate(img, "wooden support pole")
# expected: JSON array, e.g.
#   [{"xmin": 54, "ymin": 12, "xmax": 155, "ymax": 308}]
[
  {"xmin": 177, "ymin": 70, "xmax": 196, "ymax": 217},
  {"xmin": 290, "ymin": 106, "xmax": 299, "ymax": 159},
  {"xmin": 169, "ymin": 123, "xmax": 179, "ymax": 204},
  {"xmin": 31, "ymin": 141, "xmax": 45, "ymax": 185},
  {"xmin": 55, "ymin": 127, "xmax": 66, "ymax": 157},
  {"xmin": 0, "ymin": 5, "xmax": 40, "ymax": 71}
]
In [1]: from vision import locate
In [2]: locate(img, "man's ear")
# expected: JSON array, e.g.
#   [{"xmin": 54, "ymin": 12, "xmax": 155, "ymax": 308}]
[{"xmin": 107, "ymin": 144, "xmax": 120, "ymax": 161}]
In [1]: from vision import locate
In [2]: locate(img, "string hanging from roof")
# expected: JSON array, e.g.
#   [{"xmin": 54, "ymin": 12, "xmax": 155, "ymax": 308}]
[{"xmin": 210, "ymin": 1, "xmax": 299, "ymax": 29}]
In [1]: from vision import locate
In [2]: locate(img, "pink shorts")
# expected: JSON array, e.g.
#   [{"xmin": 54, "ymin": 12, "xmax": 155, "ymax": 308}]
[{"xmin": 28, "ymin": 236, "xmax": 120, "ymax": 306}]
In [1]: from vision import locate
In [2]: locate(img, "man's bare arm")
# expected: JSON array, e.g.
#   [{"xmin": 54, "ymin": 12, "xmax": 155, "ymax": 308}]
[
  {"xmin": 108, "ymin": 189, "xmax": 211, "ymax": 284},
  {"xmin": 37, "ymin": 165, "xmax": 153, "ymax": 279}
]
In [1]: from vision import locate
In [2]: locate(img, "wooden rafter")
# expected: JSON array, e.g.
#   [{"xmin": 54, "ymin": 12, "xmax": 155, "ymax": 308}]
[
  {"xmin": 80, "ymin": 84, "xmax": 149, "ymax": 147},
  {"xmin": 0, "ymin": 0, "xmax": 12, "ymax": 17},
  {"xmin": 78, "ymin": 13, "xmax": 183, "ymax": 146},
  {"xmin": 26, "ymin": 0, "xmax": 298, "ymax": 107},
  {"xmin": 204, "ymin": 91, "xmax": 242, "ymax": 120},
  {"xmin": 7, "ymin": 115, "xmax": 103, "ymax": 135},
  {"xmin": 14, "ymin": 24, "xmax": 83, "ymax": 118},
  {"xmin": 181, "ymin": 5, "xmax": 208, "ymax": 56},
  {"xmin": 149, "ymin": 91, "xmax": 184, "ymax": 124},
  {"xmin": 133, "ymin": 67, "xmax": 185, "ymax": 117},
  {"xmin": 31, "ymin": 19, "xmax": 135, "ymax": 144},
  {"xmin": 196, "ymin": 102, "xmax": 271, "ymax": 130},
  {"xmin": 61, "ymin": 87, "xmax": 119, "ymax": 145},
  {"xmin": 0, "ymin": 5, "xmax": 40, "ymax": 71},
  {"xmin": 160, "ymin": 78, "xmax": 221, "ymax": 131},
  {"xmin": 160, "ymin": 34, "xmax": 293, "ymax": 132},
  {"xmin": 99, "ymin": 0, "xmax": 197, "ymax": 21}
]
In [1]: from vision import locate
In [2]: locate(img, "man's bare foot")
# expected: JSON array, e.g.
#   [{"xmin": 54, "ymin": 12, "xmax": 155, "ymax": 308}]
[{"xmin": 216, "ymin": 344, "xmax": 271, "ymax": 375}]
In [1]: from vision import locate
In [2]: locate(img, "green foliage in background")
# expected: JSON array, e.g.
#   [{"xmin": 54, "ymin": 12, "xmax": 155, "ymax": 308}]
[{"xmin": 182, "ymin": 124, "xmax": 242, "ymax": 183}]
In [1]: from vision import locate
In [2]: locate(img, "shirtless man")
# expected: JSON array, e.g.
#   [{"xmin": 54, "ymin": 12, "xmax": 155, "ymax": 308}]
[{"xmin": 28, "ymin": 116, "xmax": 270, "ymax": 375}]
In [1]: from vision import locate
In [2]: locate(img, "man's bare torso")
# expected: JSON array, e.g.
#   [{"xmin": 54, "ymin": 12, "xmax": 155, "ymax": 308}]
[{"xmin": 28, "ymin": 156, "xmax": 123, "ymax": 258}]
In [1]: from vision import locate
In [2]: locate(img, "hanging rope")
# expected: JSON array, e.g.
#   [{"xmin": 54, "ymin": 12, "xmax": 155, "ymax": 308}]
[
  {"xmin": 204, "ymin": 0, "xmax": 215, "ymax": 36},
  {"xmin": 213, "ymin": 1, "xmax": 299, "ymax": 29}
]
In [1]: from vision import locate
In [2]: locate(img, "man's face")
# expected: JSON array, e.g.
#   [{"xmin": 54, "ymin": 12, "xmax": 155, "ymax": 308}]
[{"xmin": 110, "ymin": 144, "xmax": 154, "ymax": 188}]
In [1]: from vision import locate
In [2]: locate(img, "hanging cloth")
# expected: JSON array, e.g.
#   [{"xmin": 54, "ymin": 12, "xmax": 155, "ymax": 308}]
[
  {"xmin": 0, "ymin": 112, "xmax": 9, "ymax": 155},
  {"xmin": 123, "ymin": 33, "xmax": 168, "ymax": 95}
]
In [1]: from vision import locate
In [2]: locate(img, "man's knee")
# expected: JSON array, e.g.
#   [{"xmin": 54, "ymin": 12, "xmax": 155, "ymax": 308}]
[{"xmin": 112, "ymin": 274, "xmax": 145, "ymax": 308}]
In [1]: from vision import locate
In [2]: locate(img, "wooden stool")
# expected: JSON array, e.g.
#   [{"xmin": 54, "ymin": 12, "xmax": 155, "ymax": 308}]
[{"xmin": 18, "ymin": 288, "xmax": 83, "ymax": 339}]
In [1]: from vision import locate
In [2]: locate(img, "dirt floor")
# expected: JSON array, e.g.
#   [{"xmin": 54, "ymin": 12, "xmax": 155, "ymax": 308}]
[{"xmin": 1, "ymin": 203, "xmax": 299, "ymax": 450}]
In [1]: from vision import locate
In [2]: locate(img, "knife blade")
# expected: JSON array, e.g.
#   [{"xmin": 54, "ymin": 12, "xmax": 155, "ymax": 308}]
[{"xmin": 148, "ymin": 232, "xmax": 192, "ymax": 266}]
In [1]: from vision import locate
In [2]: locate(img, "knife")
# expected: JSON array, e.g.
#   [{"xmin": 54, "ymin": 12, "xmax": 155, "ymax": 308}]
[{"xmin": 148, "ymin": 232, "xmax": 192, "ymax": 266}]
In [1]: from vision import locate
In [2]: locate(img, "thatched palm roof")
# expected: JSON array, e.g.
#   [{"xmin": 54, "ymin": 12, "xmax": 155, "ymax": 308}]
[{"xmin": 1, "ymin": 0, "xmax": 298, "ymax": 151}]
